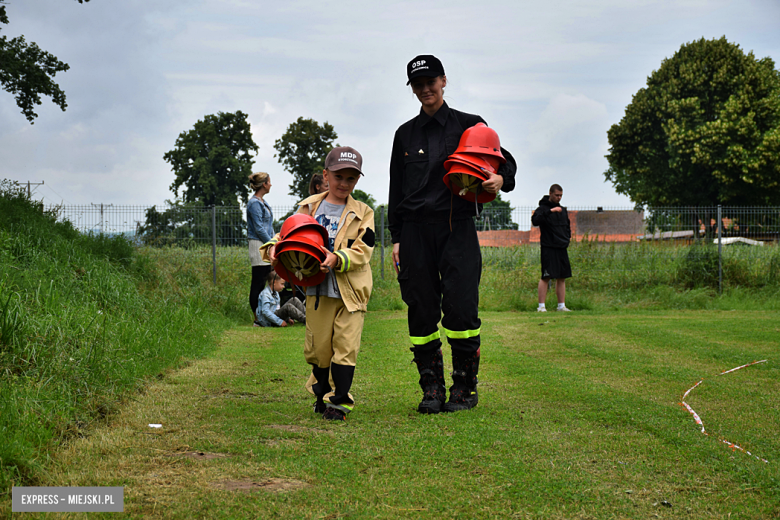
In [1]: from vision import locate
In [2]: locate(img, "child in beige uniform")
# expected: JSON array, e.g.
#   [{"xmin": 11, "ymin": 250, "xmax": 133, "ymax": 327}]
[{"xmin": 262, "ymin": 146, "xmax": 375, "ymax": 421}]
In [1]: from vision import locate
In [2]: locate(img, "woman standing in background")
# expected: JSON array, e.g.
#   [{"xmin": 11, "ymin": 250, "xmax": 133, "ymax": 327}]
[
  {"xmin": 247, "ymin": 171, "xmax": 275, "ymax": 326},
  {"xmin": 309, "ymin": 172, "xmax": 328, "ymax": 195}
]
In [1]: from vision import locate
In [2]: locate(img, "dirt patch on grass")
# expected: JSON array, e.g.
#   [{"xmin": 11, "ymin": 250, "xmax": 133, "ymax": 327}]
[
  {"xmin": 167, "ymin": 451, "xmax": 231, "ymax": 460},
  {"xmin": 211, "ymin": 478, "xmax": 311, "ymax": 493}
]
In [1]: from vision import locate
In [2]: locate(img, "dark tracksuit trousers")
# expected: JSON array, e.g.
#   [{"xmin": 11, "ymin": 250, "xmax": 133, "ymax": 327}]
[{"xmin": 397, "ymin": 218, "xmax": 482, "ymax": 357}]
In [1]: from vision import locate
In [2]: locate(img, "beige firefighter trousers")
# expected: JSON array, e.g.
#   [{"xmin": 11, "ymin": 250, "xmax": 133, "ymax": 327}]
[{"xmin": 303, "ymin": 295, "xmax": 365, "ymax": 399}]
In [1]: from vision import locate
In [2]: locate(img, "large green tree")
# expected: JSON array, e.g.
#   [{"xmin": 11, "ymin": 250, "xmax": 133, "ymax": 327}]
[
  {"xmin": 0, "ymin": 0, "xmax": 89, "ymax": 123},
  {"xmin": 164, "ymin": 111, "xmax": 259, "ymax": 207},
  {"xmin": 274, "ymin": 117, "xmax": 338, "ymax": 201},
  {"xmin": 604, "ymin": 37, "xmax": 780, "ymax": 207},
  {"xmin": 351, "ymin": 189, "xmax": 376, "ymax": 209},
  {"xmin": 137, "ymin": 199, "xmax": 244, "ymax": 247}
]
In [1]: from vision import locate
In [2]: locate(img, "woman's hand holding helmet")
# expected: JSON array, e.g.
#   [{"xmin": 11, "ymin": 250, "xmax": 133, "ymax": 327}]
[{"xmin": 481, "ymin": 170, "xmax": 503, "ymax": 194}]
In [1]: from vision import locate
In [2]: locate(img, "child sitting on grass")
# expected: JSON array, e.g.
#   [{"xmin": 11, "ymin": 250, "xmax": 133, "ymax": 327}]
[
  {"xmin": 262, "ymin": 146, "xmax": 375, "ymax": 421},
  {"xmin": 255, "ymin": 271, "xmax": 306, "ymax": 327}
]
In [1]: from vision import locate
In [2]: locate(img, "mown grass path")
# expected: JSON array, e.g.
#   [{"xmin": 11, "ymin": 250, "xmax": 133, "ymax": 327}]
[{"xmin": 26, "ymin": 311, "xmax": 780, "ymax": 519}]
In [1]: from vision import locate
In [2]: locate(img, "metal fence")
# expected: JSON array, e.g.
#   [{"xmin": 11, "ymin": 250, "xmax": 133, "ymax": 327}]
[
  {"xmin": 48, "ymin": 203, "xmax": 780, "ymax": 244},
  {"xmin": 48, "ymin": 203, "xmax": 780, "ymax": 290}
]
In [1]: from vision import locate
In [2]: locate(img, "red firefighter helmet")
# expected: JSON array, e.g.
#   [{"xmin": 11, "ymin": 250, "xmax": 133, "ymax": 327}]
[
  {"xmin": 274, "ymin": 236, "xmax": 327, "ymax": 287},
  {"xmin": 444, "ymin": 153, "xmax": 498, "ymax": 174},
  {"xmin": 442, "ymin": 163, "xmax": 496, "ymax": 203},
  {"xmin": 286, "ymin": 226, "xmax": 327, "ymax": 248},
  {"xmin": 445, "ymin": 152, "xmax": 501, "ymax": 172},
  {"xmin": 279, "ymin": 213, "xmax": 329, "ymax": 244},
  {"xmin": 452, "ymin": 123, "xmax": 506, "ymax": 164}
]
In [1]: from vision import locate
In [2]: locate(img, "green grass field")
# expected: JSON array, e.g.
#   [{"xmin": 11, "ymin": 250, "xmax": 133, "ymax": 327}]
[
  {"xmin": 15, "ymin": 310, "xmax": 778, "ymax": 519},
  {"xmin": 2, "ymin": 185, "xmax": 779, "ymax": 518}
]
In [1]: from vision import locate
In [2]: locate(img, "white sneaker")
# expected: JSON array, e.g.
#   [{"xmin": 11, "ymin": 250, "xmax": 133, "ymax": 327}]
[
  {"xmin": 557, "ymin": 305, "xmax": 571, "ymax": 312},
  {"xmin": 537, "ymin": 307, "xmax": 547, "ymax": 312}
]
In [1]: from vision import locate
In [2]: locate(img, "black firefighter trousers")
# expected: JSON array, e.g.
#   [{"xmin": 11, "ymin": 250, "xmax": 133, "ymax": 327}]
[{"xmin": 397, "ymin": 218, "xmax": 481, "ymax": 358}]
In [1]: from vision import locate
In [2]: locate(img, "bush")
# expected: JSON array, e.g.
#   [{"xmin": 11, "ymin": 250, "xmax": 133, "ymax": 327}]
[{"xmin": 675, "ymin": 242, "xmax": 719, "ymax": 288}]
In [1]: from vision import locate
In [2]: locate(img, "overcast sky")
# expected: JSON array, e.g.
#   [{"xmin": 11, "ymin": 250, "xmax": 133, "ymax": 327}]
[{"xmin": 2, "ymin": 0, "xmax": 779, "ymax": 211}]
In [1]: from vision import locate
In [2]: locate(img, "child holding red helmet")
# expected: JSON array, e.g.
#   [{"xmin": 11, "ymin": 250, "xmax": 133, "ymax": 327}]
[{"xmin": 261, "ymin": 146, "xmax": 375, "ymax": 421}]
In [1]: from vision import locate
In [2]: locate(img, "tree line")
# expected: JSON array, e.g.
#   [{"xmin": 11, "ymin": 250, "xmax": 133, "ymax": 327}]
[{"xmin": 137, "ymin": 110, "xmax": 517, "ymax": 246}]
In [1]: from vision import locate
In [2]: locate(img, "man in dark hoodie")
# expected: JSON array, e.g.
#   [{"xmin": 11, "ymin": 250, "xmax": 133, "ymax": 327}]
[{"xmin": 531, "ymin": 184, "xmax": 571, "ymax": 312}]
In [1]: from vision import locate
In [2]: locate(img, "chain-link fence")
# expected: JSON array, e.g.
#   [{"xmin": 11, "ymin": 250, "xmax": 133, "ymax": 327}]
[
  {"xmin": 48, "ymin": 203, "xmax": 780, "ymax": 243},
  {"xmin": 48, "ymin": 203, "xmax": 780, "ymax": 291}
]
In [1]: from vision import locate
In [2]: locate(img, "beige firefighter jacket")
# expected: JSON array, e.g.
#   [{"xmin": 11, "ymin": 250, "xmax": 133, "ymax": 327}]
[{"xmin": 260, "ymin": 192, "xmax": 375, "ymax": 313}]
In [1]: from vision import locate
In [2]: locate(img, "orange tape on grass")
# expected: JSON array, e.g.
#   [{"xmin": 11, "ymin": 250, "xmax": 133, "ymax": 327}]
[{"xmin": 680, "ymin": 360, "xmax": 769, "ymax": 463}]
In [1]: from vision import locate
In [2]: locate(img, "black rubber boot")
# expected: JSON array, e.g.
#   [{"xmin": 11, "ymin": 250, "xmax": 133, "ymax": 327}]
[
  {"xmin": 413, "ymin": 349, "xmax": 446, "ymax": 414},
  {"xmin": 327, "ymin": 363, "xmax": 356, "ymax": 414},
  {"xmin": 311, "ymin": 365, "xmax": 331, "ymax": 414},
  {"xmin": 444, "ymin": 349, "xmax": 480, "ymax": 412}
]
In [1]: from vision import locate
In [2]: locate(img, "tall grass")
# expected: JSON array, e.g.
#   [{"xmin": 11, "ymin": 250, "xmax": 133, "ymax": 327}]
[
  {"xmin": 0, "ymin": 186, "xmax": 239, "ymax": 492},
  {"xmin": 368, "ymin": 237, "xmax": 780, "ymax": 312},
  {"xmin": 478, "ymin": 238, "xmax": 780, "ymax": 290},
  {"xmin": 477, "ymin": 239, "xmax": 780, "ymax": 311}
]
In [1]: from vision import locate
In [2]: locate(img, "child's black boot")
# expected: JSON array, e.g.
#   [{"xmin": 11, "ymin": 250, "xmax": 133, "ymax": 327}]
[{"xmin": 311, "ymin": 365, "xmax": 330, "ymax": 414}]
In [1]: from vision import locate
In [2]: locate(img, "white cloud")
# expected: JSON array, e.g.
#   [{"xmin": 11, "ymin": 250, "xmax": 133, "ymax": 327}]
[{"xmin": 526, "ymin": 94, "xmax": 609, "ymax": 157}]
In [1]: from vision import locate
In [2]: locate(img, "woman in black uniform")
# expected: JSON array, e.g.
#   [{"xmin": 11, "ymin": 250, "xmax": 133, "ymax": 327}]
[{"xmin": 388, "ymin": 54, "xmax": 517, "ymax": 414}]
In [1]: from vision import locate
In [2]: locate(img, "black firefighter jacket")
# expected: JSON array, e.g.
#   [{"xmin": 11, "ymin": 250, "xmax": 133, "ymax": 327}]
[
  {"xmin": 388, "ymin": 101, "xmax": 517, "ymax": 244},
  {"xmin": 532, "ymin": 195, "xmax": 571, "ymax": 249}
]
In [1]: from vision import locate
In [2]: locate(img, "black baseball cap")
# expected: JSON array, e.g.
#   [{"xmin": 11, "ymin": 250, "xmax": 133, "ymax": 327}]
[{"xmin": 406, "ymin": 55, "xmax": 445, "ymax": 85}]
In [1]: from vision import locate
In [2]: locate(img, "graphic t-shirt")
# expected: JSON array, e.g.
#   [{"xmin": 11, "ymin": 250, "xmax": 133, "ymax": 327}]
[{"xmin": 306, "ymin": 200, "xmax": 346, "ymax": 299}]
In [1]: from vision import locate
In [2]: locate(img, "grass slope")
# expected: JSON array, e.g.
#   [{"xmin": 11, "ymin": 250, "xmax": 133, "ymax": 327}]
[
  {"xmin": 0, "ymin": 187, "xmax": 239, "ymax": 493},
  {"xmin": 17, "ymin": 310, "xmax": 778, "ymax": 519}
]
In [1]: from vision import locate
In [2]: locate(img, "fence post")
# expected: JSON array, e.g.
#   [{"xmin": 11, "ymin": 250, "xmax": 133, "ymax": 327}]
[
  {"xmin": 717, "ymin": 204, "xmax": 722, "ymax": 294},
  {"xmin": 212, "ymin": 205, "xmax": 217, "ymax": 285},
  {"xmin": 380, "ymin": 206, "xmax": 385, "ymax": 280}
]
